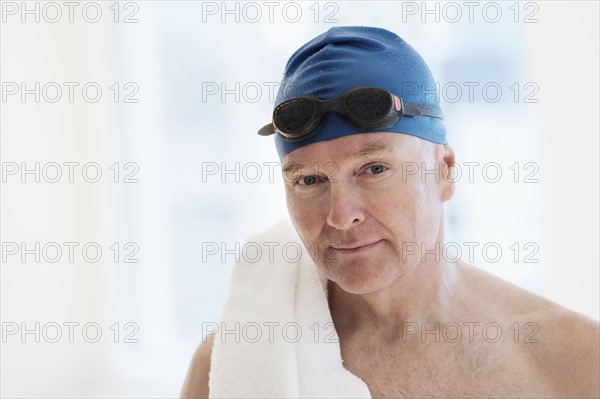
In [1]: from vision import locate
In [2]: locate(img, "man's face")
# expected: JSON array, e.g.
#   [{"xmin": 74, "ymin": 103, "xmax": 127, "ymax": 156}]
[{"xmin": 283, "ymin": 132, "xmax": 455, "ymax": 295}]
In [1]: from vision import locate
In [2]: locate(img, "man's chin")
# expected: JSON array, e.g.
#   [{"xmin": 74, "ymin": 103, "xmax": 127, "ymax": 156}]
[{"xmin": 325, "ymin": 262, "xmax": 400, "ymax": 296}]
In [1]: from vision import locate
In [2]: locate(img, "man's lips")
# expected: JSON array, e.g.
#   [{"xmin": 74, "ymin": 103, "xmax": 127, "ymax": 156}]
[{"xmin": 329, "ymin": 240, "xmax": 383, "ymax": 254}]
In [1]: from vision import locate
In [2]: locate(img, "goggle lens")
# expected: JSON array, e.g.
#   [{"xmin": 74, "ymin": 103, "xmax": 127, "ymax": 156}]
[
  {"xmin": 345, "ymin": 89, "xmax": 391, "ymax": 122},
  {"xmin": 274, "ymin": 99, "xmax": 316, "ymax": 133}
]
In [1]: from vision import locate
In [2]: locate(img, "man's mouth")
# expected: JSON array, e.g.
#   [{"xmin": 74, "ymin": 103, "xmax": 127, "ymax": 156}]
[{"xmin": 330, "ymin": 240, "xmax": 383, "ymax": 254}]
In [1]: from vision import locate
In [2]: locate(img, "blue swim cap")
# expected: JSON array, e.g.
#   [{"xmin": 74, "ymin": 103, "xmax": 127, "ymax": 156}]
[{"xmin": 270, "ymin": 26, "xmax": 447, "ymax": 160}]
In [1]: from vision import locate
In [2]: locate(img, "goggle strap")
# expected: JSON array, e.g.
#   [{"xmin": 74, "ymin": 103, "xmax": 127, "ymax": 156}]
[
  {"xmin": 403, "ymin": 103, "xmax": 444, "ymax": 120},
  {"xmin": 258, "ymin": 123, "xmax": 276, "ymax": 136}
]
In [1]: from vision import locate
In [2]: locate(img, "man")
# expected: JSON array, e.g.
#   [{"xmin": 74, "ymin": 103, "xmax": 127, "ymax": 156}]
[{"xmin": 182, "ymin": 27, "xmax": 599, "ymax": 398}]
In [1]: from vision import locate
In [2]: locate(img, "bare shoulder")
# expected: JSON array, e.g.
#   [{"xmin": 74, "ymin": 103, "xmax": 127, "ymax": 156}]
[
  {"xmin": 531, "ymin": 307, "xmax": 600, "ymax": 397},
  {"xmin": 180, "ymin": 334, "xmax": 215, "ymax": 399},
  {"xmin": 455, "ymin": 261, "xmax": 600, "ymax": 397},
  {"xmin": 455, "ymin": 260, "xmax": 564, "ymax": 313}
]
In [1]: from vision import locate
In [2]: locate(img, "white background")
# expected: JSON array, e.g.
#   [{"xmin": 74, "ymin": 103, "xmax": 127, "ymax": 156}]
[{"xmin": 1, "ymin": 1, "xmax": 598, "ymax": 397}]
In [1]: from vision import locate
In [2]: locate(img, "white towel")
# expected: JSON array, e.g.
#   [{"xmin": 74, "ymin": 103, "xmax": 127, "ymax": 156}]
[{"xmin": 208, "ymin": 219, "xmax": 372, "ymax": 398}]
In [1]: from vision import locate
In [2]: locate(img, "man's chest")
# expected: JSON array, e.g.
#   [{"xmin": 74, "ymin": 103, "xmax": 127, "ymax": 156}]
[{"xmin": 339, "ymin": 337, "xmax": 554, "ymax": 398}]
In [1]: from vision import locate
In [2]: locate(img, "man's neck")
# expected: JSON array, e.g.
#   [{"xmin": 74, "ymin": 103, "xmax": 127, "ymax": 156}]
[{"xmin": 327, "ymin": 257, "xmax": 459, "ymax": 341}]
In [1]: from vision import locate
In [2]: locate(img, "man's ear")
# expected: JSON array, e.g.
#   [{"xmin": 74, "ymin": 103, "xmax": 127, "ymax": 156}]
[{"xmin": 440, "ymin": 144, "xmax": 456, "ymax": 202}]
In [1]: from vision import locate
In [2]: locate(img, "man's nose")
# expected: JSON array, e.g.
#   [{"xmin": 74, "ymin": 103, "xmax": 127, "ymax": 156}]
[{"xmin": 326, "ymin": 182, "xmax": 365, "ymax": 230}]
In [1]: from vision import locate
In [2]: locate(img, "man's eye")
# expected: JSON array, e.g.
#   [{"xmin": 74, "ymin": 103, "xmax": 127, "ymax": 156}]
[
  {"xmin": 367, "ymin": 164, "xmax": 387, "ymax": 174},
  {"xmin": 298, "ymin": 176, "xmax": 319, "ymax": 186}
]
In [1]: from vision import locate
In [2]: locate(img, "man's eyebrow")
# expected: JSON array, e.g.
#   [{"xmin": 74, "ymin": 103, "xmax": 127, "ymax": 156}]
[
  {"xmin": 282, "ymin": 162, "xmax": 304, "ymax": 177},
  {"xmin": 281, "ymin": 141, "xmax": 390, "ymax": 177},
  {"xmin": 343, "ymin": 141, "xmax": 389, "ymax": 161}
]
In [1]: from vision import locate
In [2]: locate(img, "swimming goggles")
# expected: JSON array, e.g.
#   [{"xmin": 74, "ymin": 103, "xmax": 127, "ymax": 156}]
[{"xmin": 257, "ymin": 87, "xmax": 444, "ymax": 142}]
